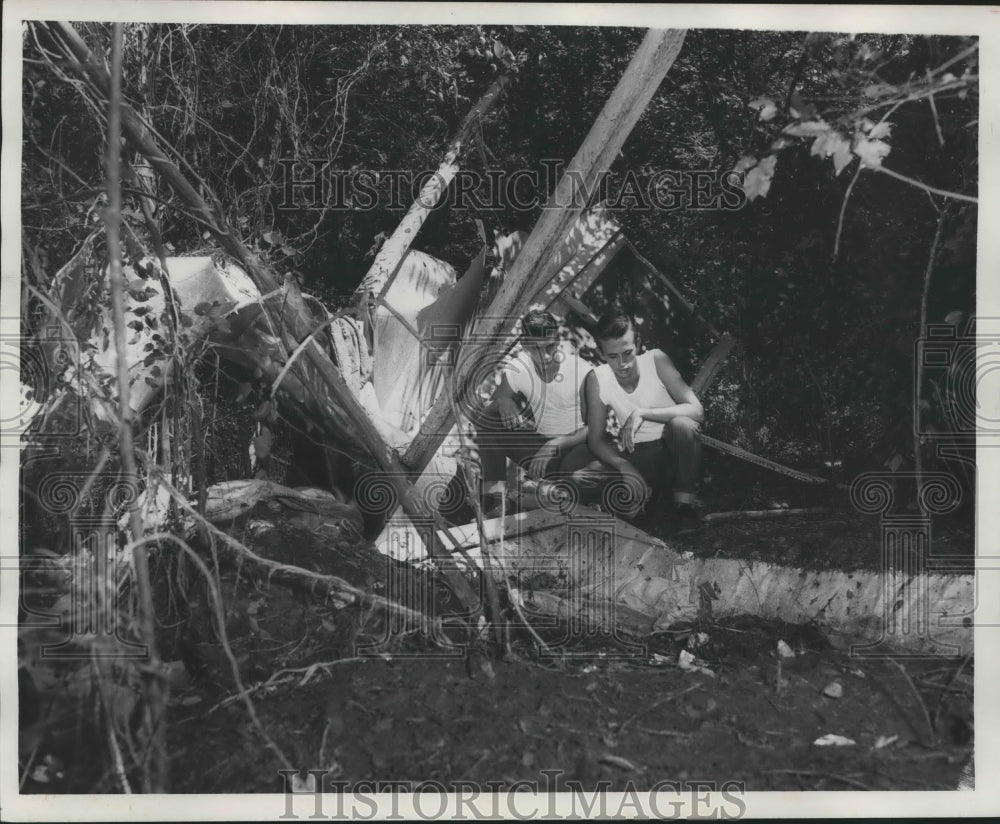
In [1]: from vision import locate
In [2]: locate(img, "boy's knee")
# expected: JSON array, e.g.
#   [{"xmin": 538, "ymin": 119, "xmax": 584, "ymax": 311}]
[{"xmin": 666, "ymin": 416, "xmax": 700, "ymax": 437}]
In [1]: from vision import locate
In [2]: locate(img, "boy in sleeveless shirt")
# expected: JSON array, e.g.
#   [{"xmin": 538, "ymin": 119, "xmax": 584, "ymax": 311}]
[
  {"xmin": 582, "ymin": 311, "xmax": 703, "ymax": 525},
  {"xmin": 472, "ymin": 310, "xmax": 596, "ymax": 516}
]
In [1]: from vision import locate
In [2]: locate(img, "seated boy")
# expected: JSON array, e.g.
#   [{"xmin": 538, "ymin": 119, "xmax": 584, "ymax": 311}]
[
  {"xmin": 472, "ymin": 310, "xmax": 596, "ymax": 516},
  {"xmin": 582, "ymin": 311, "xmax": 703, "ymax": 526}
]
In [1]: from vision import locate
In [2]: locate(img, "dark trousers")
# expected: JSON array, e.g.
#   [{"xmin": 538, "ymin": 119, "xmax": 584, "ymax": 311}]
[
  {"xmin": 568, "ymin": 416, "xmax": 702, "ymax": 515},
  {"xmin": 475, "ymin": 401, "xmax": 595, "ymax": 483}
]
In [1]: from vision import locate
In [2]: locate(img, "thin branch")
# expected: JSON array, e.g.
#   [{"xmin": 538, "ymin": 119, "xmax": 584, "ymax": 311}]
[
  {"xmin": 873, "ymin": 164, "xmax": 977, "ymax": 204},
  {"xmin": 832, "ymin": 163, "xmax": 862, "ymax": 263},
  {"xmin": 925, "ymin": 69, "xmax": 945, "ymax": 147},
  {"xmin": 929, "ymin": 41, "xmax": 979, "ymax": 77},
  {"xmin": 103, "ymin": 22, "xmax": 167, "ymax": 792},
  {"xmin": 915, "ymin": 207, "xmax": 949, "ymax": 499}
]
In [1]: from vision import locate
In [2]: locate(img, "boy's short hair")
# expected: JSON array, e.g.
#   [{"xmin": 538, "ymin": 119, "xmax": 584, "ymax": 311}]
[
  {"xmin": 522, "ymin": 310, "xmax": 558, "ymax": 339},
  {"xmin": 593, "ymin": 311, "xmax": 634, "ymax": 344}
]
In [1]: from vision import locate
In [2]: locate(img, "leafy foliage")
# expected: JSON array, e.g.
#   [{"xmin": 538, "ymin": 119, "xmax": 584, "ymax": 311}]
[{"xmin": 22, "ymin": 25, "xmax": 978, "ymax": 477}]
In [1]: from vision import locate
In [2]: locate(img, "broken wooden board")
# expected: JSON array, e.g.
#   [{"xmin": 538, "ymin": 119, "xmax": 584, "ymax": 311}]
[{"xmin": 375, "ymin": 507, "xmax": 973, "ymax": 656}]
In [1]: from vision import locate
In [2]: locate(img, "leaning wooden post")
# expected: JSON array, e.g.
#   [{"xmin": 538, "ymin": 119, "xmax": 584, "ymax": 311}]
[
  {"xmin": 354, "ymin": 74, "xmax": 511, "ymax": 307},
  {"xmin": 403, "ymin": 29, "xmax": 687, "ymax": 474}
]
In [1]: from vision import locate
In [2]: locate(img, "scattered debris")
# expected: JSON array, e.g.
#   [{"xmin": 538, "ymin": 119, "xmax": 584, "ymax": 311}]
[
  {"xmin": 600, "ymin": 753, "xmax": 639, "ymax": 772},
  {"xmin": 813, "ymin": 734, "xmax": 856, "ymax": 747},
  {"xmin": 679, "ymin": 649, "xmax": 716, "ymax": 677},
  {"xmin": 687, "ymin": 632, "xmax": 710, "ymax": 650}
]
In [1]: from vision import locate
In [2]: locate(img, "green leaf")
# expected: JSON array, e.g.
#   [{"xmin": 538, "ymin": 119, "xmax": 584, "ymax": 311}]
[{"xmin": 854, "ymin": 137, "xmax": 891, "ymax": 168}]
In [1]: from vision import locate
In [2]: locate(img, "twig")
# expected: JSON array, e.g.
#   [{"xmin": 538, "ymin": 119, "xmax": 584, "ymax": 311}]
[
  {"xmin": 703, "ymin": 507, "xmax": 831, "ymax": 524},
  {"xmin": 832, "ymin": 164, "xmax": 862, "ymax": 263},
  {"xmin": 914, "ymin": 207, "xmax": 949, "ymax": 499},
  {"xmin": 929, "ymin": 41, "xmax": 979, "ymax": 78},
  {"xmin": 105, "ymin": 708, "xmax": 132, "ymax": 794},
  {"xmin": 873, "ymin": 164, "xmax": 977, "ymax": 204},
  {"xmin": 889, "ymin": 659, "xmax": 936, "ymax": 746},
  {"xmin": 769, "ymin": 769, "xmax": 871, "ymax": 791},
  {"xmin": 925, "ymin": 69, "xmax": 945, "ymax": 147},
  {"xmin": 636, "ymin": 727, "xmax": 693, "ymax": 738},
  {"xmin": 104, "ymin": 22, "xmax": 166, "ymax": 793}
]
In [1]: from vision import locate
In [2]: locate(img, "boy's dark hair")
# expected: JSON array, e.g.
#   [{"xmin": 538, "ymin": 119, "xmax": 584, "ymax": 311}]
[
  {"xmin": 522, "ymin": 310, "xmax": 558, "ymax": 339},
  {"xmin": 593, "ymin": 311, "xmax": 635, "ymax": 344}
]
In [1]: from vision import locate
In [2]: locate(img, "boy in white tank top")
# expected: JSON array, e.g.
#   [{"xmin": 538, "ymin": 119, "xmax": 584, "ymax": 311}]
[
  {"xmin": 581, "ymin": 311, "xmax": 704, "ymax": 525},
  {"xmin": 459, "ymin": 310, "xmax": 597, "ymax": 517}
]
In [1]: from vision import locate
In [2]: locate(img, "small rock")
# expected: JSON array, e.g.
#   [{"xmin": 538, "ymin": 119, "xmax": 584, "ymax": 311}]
[{"xmin": 821, "ymin": 680, "xmax": 844, "ymax": 699}]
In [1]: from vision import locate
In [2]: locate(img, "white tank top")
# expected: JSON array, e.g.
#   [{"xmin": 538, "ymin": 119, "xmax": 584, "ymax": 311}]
[
  {"xmin": 594, "ymin": 350, "xmax": 676, "ymax": 443},
  {"xmin": 503, "ymin": 341, "xmax": 590, "ymax": 437}
]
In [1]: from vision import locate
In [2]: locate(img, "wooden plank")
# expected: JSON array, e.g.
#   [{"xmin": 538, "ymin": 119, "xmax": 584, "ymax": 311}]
[
  {"xmin": 691, "ymin": 333, "xmax": 737, "ymax": 395},
  {"xmin": 626, "ymin": 240, "xmax": 723, "ymax": 340},
  {"xmin": 700, "ymin": 434, "xmax": 832, "ymax": 485},
  {"xmin": 548, "ymin": 230, "xmax": 625, "ymax": 319},
  {"xmin": 354, "ymin": 75, "xmax": 510, "ymax": 303},
  {"xmin": 403, "ymin": 29, "xmax": 687, "ymax": 473}
]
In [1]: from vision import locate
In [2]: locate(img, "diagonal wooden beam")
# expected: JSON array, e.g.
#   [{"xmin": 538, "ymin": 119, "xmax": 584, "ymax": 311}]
[
  {"xmin": 691, "ymin": 333, "xmax": 737, "ymax": 395},
  {"xmin": 403, "ymin": 29, "xmax": 687, "ymax": 473},
  {"xmin": 354, "ymin": 75, "xmax": 511, "ymax": 305}
]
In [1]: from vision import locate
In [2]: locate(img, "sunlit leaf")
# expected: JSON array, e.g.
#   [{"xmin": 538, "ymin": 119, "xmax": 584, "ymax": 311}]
[
  {"xmin": 743, "ymin": 155, "xmax": 778, "ymax": 202},
  {"xmin": 867, "ymin": 122, "xmax": 892, "ymax": 140},
  {"xmin": 784, "ymin": 120, "xmax": 830, "ymax": 137},
  {"xmin": 832, "ymin": 139, "xmax": 853, "ymax": 175},
  {"xmin": 854, "ymin": 137, "xmax": 891, "ymax": 168},
  {"xmin": 749, "ymin": 96, "xmax": 777, "ymax": 121}
]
